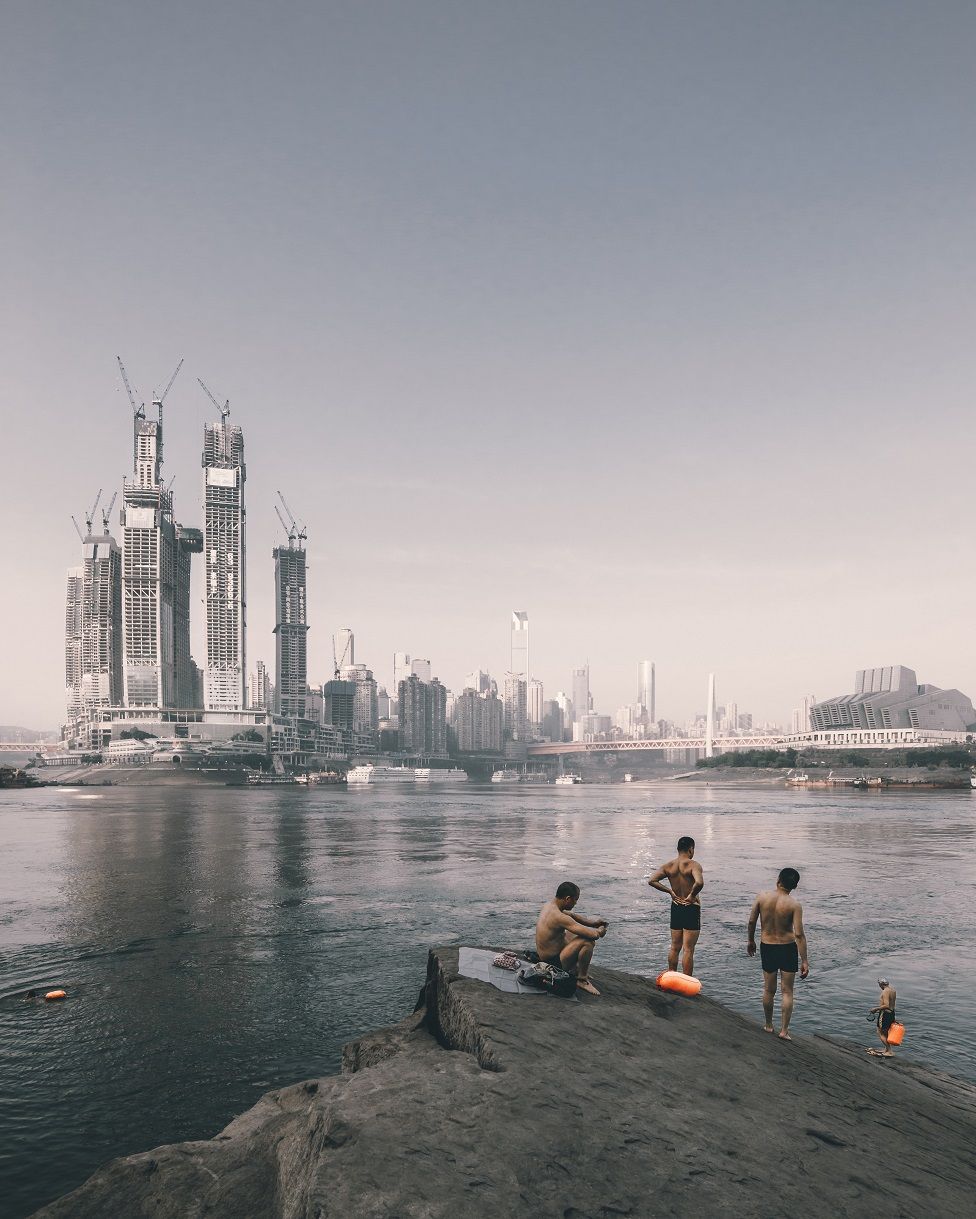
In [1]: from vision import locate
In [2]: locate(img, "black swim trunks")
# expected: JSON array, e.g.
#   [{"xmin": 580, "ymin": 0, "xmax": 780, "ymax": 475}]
[
  {"xmin": 760, "ymin": 942, "xmax": 799, "ymax": 973},
  {"xmin": 670, "ymin": 902, "xmax": 701, "ymax": 932},
  {"xmin": 879, "ymin": 1009, "xmax": 895, "ymax": 1034}
]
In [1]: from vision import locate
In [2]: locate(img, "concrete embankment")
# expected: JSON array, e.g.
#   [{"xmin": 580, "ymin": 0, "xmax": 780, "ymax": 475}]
[{"xmin": 35, "ymin": 946, "xmax": 976, "ymax": 1217}]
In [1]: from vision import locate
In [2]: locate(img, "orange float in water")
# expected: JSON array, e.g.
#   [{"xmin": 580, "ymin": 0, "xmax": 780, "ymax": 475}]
[
  {"xmin": 656, "ymin": 970, "xmax": 702, "ymax": 996},
  {"xmin": 887, "ymin": 1021, "xmax": 906, "ymax": 1045},
  {"xmin": 44, "ymin": 990, "xmax": 66, "ymax": 1002}
]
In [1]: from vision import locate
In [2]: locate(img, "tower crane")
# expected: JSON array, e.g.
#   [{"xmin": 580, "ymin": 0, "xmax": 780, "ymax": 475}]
[
  {"xmin": 116, "ymin": 357, "xmax": 144, "ymax": 420},
  {"xmin": 71, "ymin": 488, "xmax": 102, "ymax": 542},
  {"xmin": 101, "ymin": 491, "xmax": 118, "ymax": 533},
  {"xmin": 275, "ymin": 490, "xmax": 307, "ymax": 547},
  {"xmin": 153, "ymin": 358, "xmax": 184, "ymax": 409},
  {"xmin": 197, "ymin": 377, "xmax": 230, "ymax": 422}
]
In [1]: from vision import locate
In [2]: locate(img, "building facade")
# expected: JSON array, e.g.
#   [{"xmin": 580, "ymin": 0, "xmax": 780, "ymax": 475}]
[
  {"xmin": 453, "ymin": 688, "xmax": 504, "ymax": 753},
  {"xmin": 340, "ymin": 664, "xmax": 379, "ymax": 732},
  {"xmin": 81, "ymin": 529, "xmax": 123, "ymax": 710},
  {"xmin": 398, "ymin": 674, "xmax": 448, "ymax": 756},
  {"xmin": 503, "ymin": 672, "xmax": 529, "ymax": 741},
  {"xmin": 273, "ymin": 539, "xmax": 308, "ymax": 718},
  {"xmin": 810, "ymin": 667, "xmax": 975, "ymax": 733},
  {"xmin": 202, "ymin": 407, "xmax": 246, "ymax": 711},
  {"xmin": 64, "ymin": 567, "xmax": 84, "ymax": 720},
  {"xmin": 121, "ymin": 408, "xmax": 198, "ymax": 709}
]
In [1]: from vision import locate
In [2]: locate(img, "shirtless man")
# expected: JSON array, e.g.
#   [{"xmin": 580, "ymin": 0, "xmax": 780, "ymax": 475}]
[
  {"xmin": 647, "ymin": 836, "xmax": 704, "ymax": 975},
  {"xmin": 747, "ymin": 868, "xmax": 809, "ymax": 1041},
  {"xmin": 535, "ymin": 881, "xmax": 608, "ymax": 996},
  {"xmin": 868, "ymin": 977, "xmax": 898, "ymax": 1057}
]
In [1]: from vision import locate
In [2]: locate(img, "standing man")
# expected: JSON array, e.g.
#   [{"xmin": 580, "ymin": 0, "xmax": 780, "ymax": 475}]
[
  {"xmin": 535, "ymin": 881, "xmax": 608, "ymax": 996},
  {"xmin": 747, "ymin": 868, "xmax": 809, "ymax": 1041},
  {"xmin": 647, "ymin": 836, "xmax": 704, "ymax": 976},
  {"xmin": 868, "ymin": 978, "xmax": 898, "ymax": 1057}
]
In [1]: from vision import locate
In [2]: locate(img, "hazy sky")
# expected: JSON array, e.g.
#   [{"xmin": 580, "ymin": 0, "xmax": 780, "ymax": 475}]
[{"xmin": 3, "ymin": 2, "xmax": 976, "ymax": 730}]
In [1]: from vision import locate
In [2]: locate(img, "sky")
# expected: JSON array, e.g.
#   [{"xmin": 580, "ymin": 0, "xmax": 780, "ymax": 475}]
[{"xmin": 2, "ymin": 1, "xmax": 976, "ymax": 731}]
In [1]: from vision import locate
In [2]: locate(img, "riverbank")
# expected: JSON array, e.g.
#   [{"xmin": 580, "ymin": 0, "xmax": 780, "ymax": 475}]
[
  {"xmin": 674, "ymin": 764, "xmax": 973, "ymax": 789},
  {"xmin": 36, "ymin": 945, "xmax": 976, "ymax": 1217}
]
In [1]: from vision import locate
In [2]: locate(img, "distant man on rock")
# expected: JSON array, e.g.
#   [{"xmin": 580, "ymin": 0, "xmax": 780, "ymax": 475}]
[
  {"xmin": 747, "ymin": 868, "xmax": 809, "ymax": 1041},
  {"xmin": 647, "ymin": 836, "xmax": 704, "ymax": 975},
  {"xmin": 535, "ymin": 881, "xmax": 608, "ymax": 996},
  {"xmin": 868, "ymin": 978, "xmax": 898, "ymax": 1057}
]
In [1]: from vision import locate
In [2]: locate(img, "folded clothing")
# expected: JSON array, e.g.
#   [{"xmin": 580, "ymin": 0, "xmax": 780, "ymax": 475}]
[{"xmin": 492, "ymin": 951, "xmax": 521, "ymax": 971}]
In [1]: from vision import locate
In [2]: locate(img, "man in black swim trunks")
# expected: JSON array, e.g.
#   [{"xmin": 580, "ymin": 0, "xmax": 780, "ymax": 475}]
[
  {"xmin": 535, "ymin": 881, "xmax": 608, "ymax": 996},
  {"xmin": 868, "ymin": 977, "xmax": 898, "ymax": 1057},
  {"xmin": 747, "ymin": 868, "xmax": 810, "ymax": 1041},
  {"xmin": 648, "ymin": 836, "xmax": 704, "ymax": 975}
]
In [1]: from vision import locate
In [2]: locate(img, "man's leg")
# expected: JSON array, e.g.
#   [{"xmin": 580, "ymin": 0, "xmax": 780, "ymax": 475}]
[
  {"xmin": 668, "ymin": 929, "xmax": 683, "ymax": 971},
  {"xmin": 779, "ymin": 971, "xmax": 796, "ymax": 1040},
  {"xmin": 762, "ymin": 970, "xmax": 777, "ymax": 1032},
  {"xmin": 562, "ymin": 935, "xmax": 599, "ymax": 994},
  {"xmin": 681, "ymin": 929, "xmax": 700, "ymax": 976}
]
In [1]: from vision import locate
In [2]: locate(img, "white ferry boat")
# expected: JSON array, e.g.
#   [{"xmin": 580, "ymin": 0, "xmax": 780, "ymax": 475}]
[
  {"xmin": 555, "ymin": 773, "xmax": 583, "ymax": 785},
  {"xmin": 490, "ymin": 770, "xmax": 522, "ymax": 784},
  {"xmin": 414, "ymin": 768, "xmax": 468, "ymax": 783},
  {"xmin": 346, "ymin": 764, "xmax": 418, "ymax": 785}
]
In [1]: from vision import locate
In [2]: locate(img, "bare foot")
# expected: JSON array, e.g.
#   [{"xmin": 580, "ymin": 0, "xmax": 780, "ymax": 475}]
[
  {"xmin": 778, "ymin": 1031, "xmax": 792, "ymax": 1041},
  {"xmin": 763, "ymin": 1025, "xmax": 775, "ymax": 1034},
  {"xmin": 577, "ymin": 977, "xmax": 600, "ymax": 996}
]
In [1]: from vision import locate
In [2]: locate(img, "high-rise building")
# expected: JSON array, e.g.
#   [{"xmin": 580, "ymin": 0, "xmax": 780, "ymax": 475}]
[
  {"xmin": 511, "ymin": 611, "xmax": 529, "ymax": 679},
  {"xmin": 555, "ymin": 691, "xmax": 574, "ymax": 741},
  {"xmin": 202, "ymin": 393, "xmax": 246, "ymax": 711},
  {"xmin": 542, "ymin": 698, "xmax": 563, "ymax": 743},
  {"xmin": 340, "ymin": 663, "xmax": 379, "ymax": 732},
  {"xmin": 453, "ymin": 687, "xmax": 504, "ymax": 752},
  {"xmin": 65, "ymin": 567, "xmax": 84, "ymax": 720},
  {"xmin": 333, "ymin": 628, "xmax": 354, "ymax": 670},
  {"xmin": 411, "ymin": 658, "xmax": 432, "ymax": 683},
  {"xmin": 120, "ymin": 381, "xmax": 198, "ymax": 709},
  {"xmin": 80, "ymin": 524, "xmax": 123, "ymax": 711},
  {"xmin": 377, "ymin": 686, "xmax": 391, "ymax": 721},
  {"xmin": 463, "ymin": 669, "xmax": 496, "ymax": 696},
  {"xmin": 393, "ymin": 652, "xmax": 411, "ymax": 690},
  {"xmin": 398, "ymin": 674, "xmax": 447, "ymax": 756},
  {"xmin": 273, "ymin": 529, "xmax": 308, "ymax": 718},
  {"xmin": 528, "ymin": 678, "xmax": 544, "ymax": 736},
  {"xmin": 571, "ymin": 666, "xmax": 590, "ymax": 723},
  {"xmin": 503, "ymin": 672, "xmax": 529, "ymax": 741},
  {"xmin": 323, "ymin": 679, "xmax": 356, "ymax": 732},
  {"xmin": 249, "ymin": 660, "xmax": 272, "ymax": 711},
  {"xmin": 637, "ymin": 660, "xmax": 655, "ymax": 723}
]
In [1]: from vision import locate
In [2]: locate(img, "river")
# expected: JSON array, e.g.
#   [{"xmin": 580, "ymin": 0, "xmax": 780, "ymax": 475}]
[{"xmin": 1, "ymin": 782, "xmax": 974, "ymax": 1216}]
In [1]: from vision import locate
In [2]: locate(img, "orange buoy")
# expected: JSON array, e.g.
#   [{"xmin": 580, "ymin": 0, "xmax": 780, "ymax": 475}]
[
  {"xmin": 887, "ymin": 1021, "xmax": 905, "ymax": 1045},
  {"xmin": 44, "ymin": 990, "xmax": 66, "ymax": 1002},
  {"xmin": 656, "ymin": 970, "xmax": 702, "ymax": 996}
]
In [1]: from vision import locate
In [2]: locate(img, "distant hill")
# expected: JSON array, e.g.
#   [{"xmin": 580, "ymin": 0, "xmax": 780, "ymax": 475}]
[{"xmin": 0, "ymin": 726, "xmax": 58, "ymax": 743}]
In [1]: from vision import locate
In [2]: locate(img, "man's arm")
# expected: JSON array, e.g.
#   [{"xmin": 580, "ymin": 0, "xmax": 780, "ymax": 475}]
[
  {"xmin": 687, "ymin": 861, "xmax": 704, "ymax": 903},
  {"xmin": 648, "ymin": 865, "xmax": 685, "ymax": 903},
  {"xmin": 573, "ymin": 913, "xmax": 609, "ymax": 931},
  {"xmin": 746, "ymin": 897, "xmax": 761, "ymax": 956},
  {"xmin": 793, "ymin": 903, "xmax": 810, "ymax": 978},
  {"xmin": 557, "ymin": 910, "xmax": 602, "ymax": 940}
]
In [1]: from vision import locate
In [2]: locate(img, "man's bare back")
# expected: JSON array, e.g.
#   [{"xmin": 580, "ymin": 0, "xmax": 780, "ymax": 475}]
[
  {"xmin": 657, "ymin": 856, "xmax": 702, "ymax": 906},
  {"xmin": 754, "ymin": 889, "xmax": 801, "ymax": 943}
]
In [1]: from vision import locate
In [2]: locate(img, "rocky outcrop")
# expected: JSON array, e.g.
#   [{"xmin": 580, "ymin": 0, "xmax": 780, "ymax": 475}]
[{"xmin": 35, "ymin": 947, "xmax": 976, "ymax": 1217}]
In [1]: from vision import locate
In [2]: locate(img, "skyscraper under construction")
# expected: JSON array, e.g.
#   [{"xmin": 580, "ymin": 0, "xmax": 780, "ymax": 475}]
[
  {"xmin": 273, "ymin": 498, "xmax": 308, "ymax": 718},
  {"xmin": 201, "ymin": 382, "xmax": 247, "ymax": 711},
  {"xmin": 119, "ymin": 364, "xmax": 200, "ymax": 709}
]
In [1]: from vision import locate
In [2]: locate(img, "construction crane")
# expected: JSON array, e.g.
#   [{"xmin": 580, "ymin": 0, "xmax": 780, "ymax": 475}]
[
  {"xmin": 332, "ymin": 632, "xmax": 353, "ymax": 679},
  {"xmin": 197, "ymin": 377, "xmax": 230, "ymax": 422},
  {"xmin": 71, "ymin": 488, "xmax": 102, "ymax": 542},
  {"xmin": 153, "ymin": 358, "xmax": 183, "ymax": 409},
  {"xmin": 101, "ymin": 491, "xmax": 118, "ymax": 533},
  {"xmin": 275, "ymin": 490, "xmax": 307, "ymax": 548},
  {"xmin": 116, "ymin": 357, "xmax": 144, "ymax": 420}
]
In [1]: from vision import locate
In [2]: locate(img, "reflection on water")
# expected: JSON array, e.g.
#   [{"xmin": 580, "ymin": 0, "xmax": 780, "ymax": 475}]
[{"xmin": 1, "ymin": 783, "xmax": 975, "ymax": 1216}]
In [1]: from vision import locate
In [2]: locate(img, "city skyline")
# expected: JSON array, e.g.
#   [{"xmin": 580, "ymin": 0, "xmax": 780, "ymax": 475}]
[{"xmin": 4, "ymin": 4, "xmax": 976, "ymax": 726}]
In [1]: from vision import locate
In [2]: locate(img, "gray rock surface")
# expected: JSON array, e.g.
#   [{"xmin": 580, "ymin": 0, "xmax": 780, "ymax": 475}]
[{"xmin": 35, "ymin": 946, "xmax": 976, "ymax": 1217}]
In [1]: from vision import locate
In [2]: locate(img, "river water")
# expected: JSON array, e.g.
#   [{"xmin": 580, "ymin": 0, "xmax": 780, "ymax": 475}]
[{"xmin": 1, "ymin": 782, "xmax": 974, "ymax": 1216}]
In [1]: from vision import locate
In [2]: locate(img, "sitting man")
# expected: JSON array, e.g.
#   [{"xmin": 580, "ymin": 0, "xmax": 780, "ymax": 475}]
[{"xmin": 535, "ymin": 880, "xmax": 608, "ymax": 996}]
